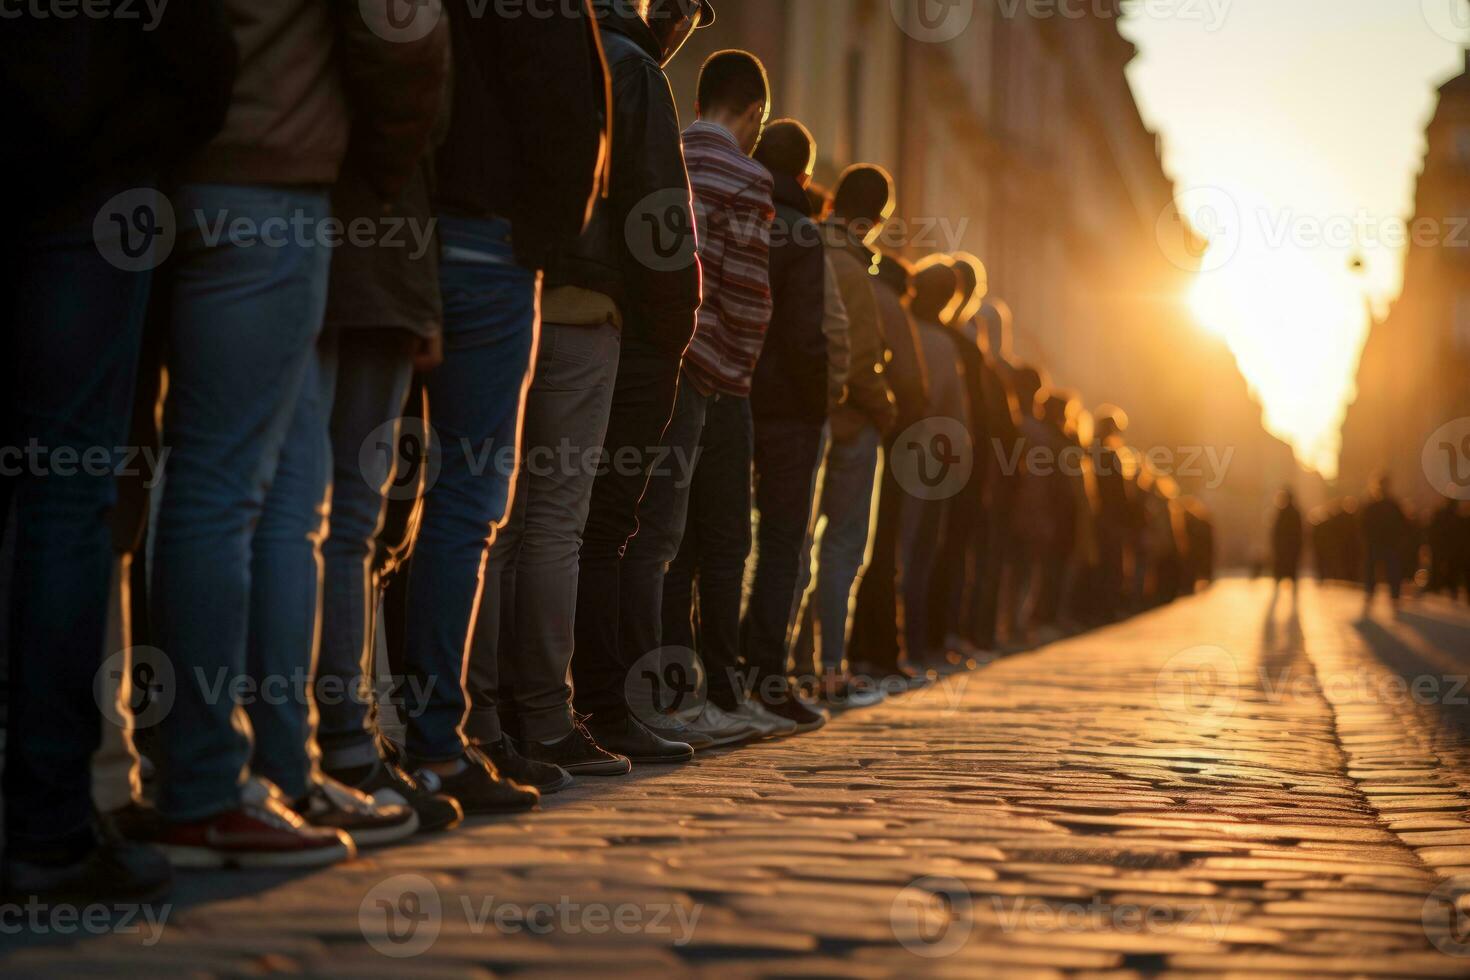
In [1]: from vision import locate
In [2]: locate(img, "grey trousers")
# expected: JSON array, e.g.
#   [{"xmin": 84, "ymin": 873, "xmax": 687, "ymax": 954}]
[{"xmin": 466, "ymin": 321, "xmax": 621, "ymax": 744}]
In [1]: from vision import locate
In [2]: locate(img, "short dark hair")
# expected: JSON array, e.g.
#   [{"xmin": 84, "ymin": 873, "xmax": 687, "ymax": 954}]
[
  {"xmin": 697, "ymin": 50, "xmax": 769, "ymax": 115},
  {"xmin": 754, "ymin": 118, "xmax": 815, "ymax": 179},
  {"xmin": 832, "ymin": 164, "xmax": 895, "ymax": 223}
]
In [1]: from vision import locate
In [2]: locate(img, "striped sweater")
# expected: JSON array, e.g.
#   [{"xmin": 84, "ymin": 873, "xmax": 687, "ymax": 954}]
[{"xmin": 680, "ymin": 120, "xmax": 775, "ymax": 397}]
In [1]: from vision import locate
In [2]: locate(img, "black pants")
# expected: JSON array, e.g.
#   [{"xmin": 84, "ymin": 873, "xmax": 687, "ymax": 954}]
[
  {"xmin": 666, "ymin": 394, "xmax": 754, "ymax": 709},
  {"xmin": 570, "ymin": 339, "xmax": 681, "ymax": 720},
  {"xmin": 741, "ymin": 415, "xmax": 823, "ymax": 698},
  {"xmin": 849, "ymin": 429, "xmax": 904, "ymax": 671}
]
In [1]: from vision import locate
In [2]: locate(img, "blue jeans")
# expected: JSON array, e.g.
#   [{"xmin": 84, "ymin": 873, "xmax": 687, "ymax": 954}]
[
  {"xmin": 316, "ymin": 331, "xmax": 415, "ymax": 771},
  {"xmin": 797, "ymin": 424, "xmax": 882, "ymax": 672},
  {"xmin": 152, "ymin": 184, "xmax": 332, "ymax": 820},
  {"xmin": 403, "ymin": 216, "xmax": 538, "ymax": 763},
  {"xmin": 2, "ymin": 183, "xmax": 153, "ymax": 858}
]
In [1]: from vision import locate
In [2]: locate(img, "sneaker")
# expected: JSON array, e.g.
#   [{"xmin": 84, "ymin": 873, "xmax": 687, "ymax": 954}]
[
  {"xmin": 414, "ymin": 751, "xmax": 540, "ymax": 816},
  {"xmin": 332, "ymin": 760, "xmax": 463, "ymax": 835},
  {"xmin": 728, "ymin": 698, "xmax": 798, "ymax": 738},
  {"xmin": 819, "ymin": 673, "xmax": 885, "ymax": 710},
  {"xmin": 684, "ymin": 701, "xmax": 762, "ymax": 747},
  {"xmin": 646, "ymin": 717, "xmax": 716, "ymax": 751},
  {"xmin": 481, "ymin": 735, "xmax": 573, "ymax": 793},
  {"xmin": 2, "ymin": 834, "xmax": 171, "ymax": 905},
  {"xmin": 102, "ymin": 800, "xmax": 165, "ymax": 843},
  {"xmin": 294, "ymin": 775, "xmax": 419, "ymax": 849},
  {"xmin": 583, "ymin": 713, "xmax": 694, "ymax": 764},
  {"xmin": 761, "ymin": 692, "xmax": 828, "ymax": 734},
  {"xmin": 520, "ymin": 718, "xmax": 632, "ymax": 776},
  {"xmin": 157, "ymin": 779, "xmax": 355, "ymax": 869}
]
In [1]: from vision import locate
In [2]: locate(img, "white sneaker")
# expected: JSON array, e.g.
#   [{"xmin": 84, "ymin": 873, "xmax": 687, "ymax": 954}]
[
  {"xmin": 685, "ymin": 702, "xmax": 761, "ymax": 747},
  {"xmin": 730, "ymin": 699, "xmax": 798, "ymax": 738}
]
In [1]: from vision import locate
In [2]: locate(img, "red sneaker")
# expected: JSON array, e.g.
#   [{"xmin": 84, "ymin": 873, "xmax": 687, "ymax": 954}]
[{"xmin": 158, "ymin": 779, "xmax": 355, "ymax": 869}]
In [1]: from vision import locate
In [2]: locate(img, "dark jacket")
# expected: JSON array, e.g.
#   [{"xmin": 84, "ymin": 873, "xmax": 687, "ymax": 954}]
[
  {"xmin": 750, "ymin": 175, "xmax": 828, "ymax": 424},
  {"xmin": 435, "ymin": 0, "xmax": 610, "ymax": 269},
  {"xmin": 543, "ymin": 1, "xmax": 702, "ymax": 359},
  {"xmin": 3, "ymin": 7, "xmax": 237, "ymax": 221},
  {"xmin": 823, "ymin": 220, "xmax": 897, "ymax": 439},
  {"xmin": 181, "ymin": 0, "xmax": 449, "ymax": 205},
  {"xmin": 872, "ymin": 255, "xmax": 929, "ymax": 430}
]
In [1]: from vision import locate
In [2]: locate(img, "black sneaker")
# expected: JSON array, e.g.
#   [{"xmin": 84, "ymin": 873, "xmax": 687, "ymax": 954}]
[
  {"xmin": 584, "ymin": 713, "xmax": 694, "ymax": 764},
  {"xmin": 762, "ymin": 692, "xmax": 828, "ymax": 734},
  {"xmin": 294, "ymin": 775, "xmax": 420, "ymax": 848},
  {"xmin": 102, "ymin": 800, "xmax": 165, "ymax": 843},
  {"xmin": 2, "ymin": 834, "xmax": 171, "ymax": 905},
  {"xmin": 520, "ymin": 717, "xmax": 632, "ymax": 776},
  {"xmin": 481, "ymin": 735, "xmax": 573, "ymax": 794},
  {"xmin": 332, "ymin": 760, "xmax": 464, "ymax": 835},
  {"xmin": 414, "ymin": 751, "xmax": 540, "ymax": 816}
]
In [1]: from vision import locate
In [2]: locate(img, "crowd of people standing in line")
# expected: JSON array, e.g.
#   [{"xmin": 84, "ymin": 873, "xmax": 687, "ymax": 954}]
[
  {"xmin": 1, "ymin": 0, "xmax": 1214, "ymax": 905},
  {"xmin": 1274, "ymin": 479, "xmax": 1470, "ymax": 609}
]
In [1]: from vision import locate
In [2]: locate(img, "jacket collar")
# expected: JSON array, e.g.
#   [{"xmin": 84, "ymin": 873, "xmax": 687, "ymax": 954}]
[
  {"xmin": 594, "ymin": 1, "xmax": 664, "ymax": 64},
  {"xmin": 820, "ymin": 216, "xmax": 876, "ymax": 266}
]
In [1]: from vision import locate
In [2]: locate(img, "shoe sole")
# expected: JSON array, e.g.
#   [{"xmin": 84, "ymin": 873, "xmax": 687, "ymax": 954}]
[
  {"xmin": 559, "ymin": 759, "xmax": 634, "ymax": 776},
  {"xmin": 416, "ymin": 808, "xmax": 464, "ymax": 834},
  {"xmin": 696, "ymin": 727, "xmax": 762, "ymax": 749},
  {"xmin": 159, "ymin": 841, "xmax": 354, "ymax": 870},
  {"xmin": 341, "ymin": 812, "xmax": 421, "ymax": 849},
  {"xmin": 622, "ymin": 748, "xmax": 695, "ymax": 764}
]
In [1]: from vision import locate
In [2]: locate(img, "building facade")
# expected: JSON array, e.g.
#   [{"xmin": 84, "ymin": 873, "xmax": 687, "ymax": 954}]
[{"xmin": 1340, "ymin": 52, "xmax": 1470, "ymax": 513}]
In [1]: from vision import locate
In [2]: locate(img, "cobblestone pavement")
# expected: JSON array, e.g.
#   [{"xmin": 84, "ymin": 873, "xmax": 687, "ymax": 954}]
[{"xmin": 7, "ymin": 579, "xmax": 1470, "ymax": 977}]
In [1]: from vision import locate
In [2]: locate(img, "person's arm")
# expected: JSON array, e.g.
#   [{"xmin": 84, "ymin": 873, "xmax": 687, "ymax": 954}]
[
  {"xmin": 821, "ymin": 255, "xmax": 851, "ymax": 404},
  {"xmin": 835, "ymin": 258, "xmax": 896, "ymax": 433},
  {"xmin": 786, "ymin": 238, "xmax": 830, "ymax": 389},
  {"xmin": 332, "ymin": 0, "xmax": 450, "ymax": 205},
  {"xmin": 613, "ymin": 61, "xmax": 702, "ymax": 357}
]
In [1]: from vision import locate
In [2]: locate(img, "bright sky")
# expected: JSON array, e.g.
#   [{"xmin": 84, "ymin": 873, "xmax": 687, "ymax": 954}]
[{"xmin": 1119, "ymin": 0, "xmax": 1467, "ymax": 478}]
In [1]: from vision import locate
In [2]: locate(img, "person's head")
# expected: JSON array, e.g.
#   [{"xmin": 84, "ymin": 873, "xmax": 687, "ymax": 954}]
[
  {"xmin": 1094, "ymin": 404, "xmax": 1128, "ymax": 445},
  {"xmin": 832, "ymin": 164, "xmax": 896, "ymax": 243},
  {"xmin": 947, "ymin": 252, "xmax": 988, "ymax": 326},
  {"xmin": 977, "ymin": 298, "xmax": 1013, "ymax": 361},
  {"xmin": 696, "ymin": 50, "xmax": 770, "ymax": 155},
  {"xmin": 910, "ymin": 255, "xmax": 960, "ymax": 323},
  {"xmin": 1040, "ymin": 390, "xmax": 1073, "ymax": 429},
  {"xmin": 754, "ymin": 118, "xmax": 816, "ymax": 186},
  {"xmin": 1011, "ymin": 366, "xmax": 1045, "ymax": 420},
  {"xmin": 1371, "ymin": 471, "xmax": 1392, "ymax": 500},
  {"xmin": 640, "ymin": 0, "xmax": 710, "ymax": 67}
]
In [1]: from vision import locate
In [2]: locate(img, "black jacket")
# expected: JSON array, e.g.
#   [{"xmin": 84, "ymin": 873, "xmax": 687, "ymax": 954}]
[
  {"xmin": 434, "ymin": 0, "xmax": 610, "ymax": 270},
  {"xmin": 750, "ymin": 175, "xmax": 828, "ymax": 424},
  {"xmin": 544, "ymin": 1, "xmax": 702, "ymax": 359},
  {"xmin": 3, "ymin": 7, "xmax": 237, "ymax": 226}
]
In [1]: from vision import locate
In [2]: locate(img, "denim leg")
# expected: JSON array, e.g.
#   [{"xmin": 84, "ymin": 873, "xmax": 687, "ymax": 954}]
[
  {"xmin": 317, "ymin": 332, "xmax": 414, "ymax": 771},
  {"xmin": 403, "ymin": 218, "xmax": 537, "ymax": 763},
  {"xmin": 683, "ymin": 396, "xmax": 753, "ymax": 707},
  {"xmin": 743, "ymin": 419, "xmax": 823, "ymax": 689},
  {"xmin": 619, "ymin": 375, "xmax": 708, "ymax": 688},
  {"xmin": 813, "ymin": 425, "xmax": 882, "ymax": 672},
  {"xmin": 153, "ymin": 184, "xmax": 332, "ymax": 820},
  {"xmin": 243, "ymin": 338, "xmax": 334, "ymax": 801},
  {"xmin": 3, "ymin": 190, "xmax": 151, "ymax": 856}
]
